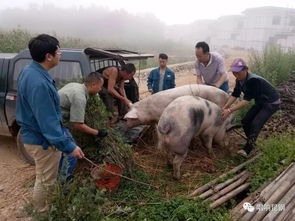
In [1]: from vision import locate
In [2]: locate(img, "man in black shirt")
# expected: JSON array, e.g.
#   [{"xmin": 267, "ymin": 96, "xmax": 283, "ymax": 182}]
[{"xmin": 222, "ymin": 58, "xmax": 280, "ymax": 157}]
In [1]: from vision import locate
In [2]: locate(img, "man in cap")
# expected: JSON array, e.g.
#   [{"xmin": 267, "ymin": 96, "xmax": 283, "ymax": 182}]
[{"xmin": 222, "ymin": 58, "xmax": 280, "ymax": 157}]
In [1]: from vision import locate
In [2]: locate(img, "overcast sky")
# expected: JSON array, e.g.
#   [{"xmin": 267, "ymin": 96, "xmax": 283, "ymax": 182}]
[{"xmin": 1, "ymin": 0, "xmax": 295, "ymax": 25}]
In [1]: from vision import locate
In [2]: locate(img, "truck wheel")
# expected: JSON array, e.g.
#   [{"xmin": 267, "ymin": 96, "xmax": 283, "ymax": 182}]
[{"xmin": 17, "ymin": 131, "xmax": 35, "ymax": 165}]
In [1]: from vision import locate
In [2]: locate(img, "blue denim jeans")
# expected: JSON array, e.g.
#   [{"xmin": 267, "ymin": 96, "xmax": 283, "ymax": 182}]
[
  {"xmin": 219, "ymin": 81, "xmax": 229, "ymax": 92},
  {"xmin": 58, "ymin": 128, "xmax": 78, "ymax": 184}
]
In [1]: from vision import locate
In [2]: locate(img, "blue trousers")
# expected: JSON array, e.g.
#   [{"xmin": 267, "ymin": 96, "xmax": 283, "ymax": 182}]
[
  {"xmin": 219, "ymin": 81, "xmax": 229, "ymax": 92},
  {"xmin": 58, "ymin": 128, "xmax": 78, "ymax": 183}
]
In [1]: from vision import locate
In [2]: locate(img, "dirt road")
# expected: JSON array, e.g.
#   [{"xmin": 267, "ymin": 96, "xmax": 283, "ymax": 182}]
[{"xmin": 0, "ymin": 136, "xmax": 34, "ymax": 221}]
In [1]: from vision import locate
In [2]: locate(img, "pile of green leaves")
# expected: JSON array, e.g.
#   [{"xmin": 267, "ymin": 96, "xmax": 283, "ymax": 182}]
[
  {"xmin": 71, "ymin": 95, "xmax": 134, "ymax": 174},
  {"xmin": 26, "ymin": 178, "xmax": 106, "ymax": 221}
]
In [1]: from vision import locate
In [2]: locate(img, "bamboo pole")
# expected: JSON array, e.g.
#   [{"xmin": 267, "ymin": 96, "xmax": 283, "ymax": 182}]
[
  {"xmin": 199, "ymin": 170, "xmax": 248, "ymax": 199},
  {"xmin": 208, "ymin": 172, "xmax": 250, "ymax": 201},
  {"xmin": 282, "ymin": 207, "xmax": 295, "ymax": 221},
  {"xmin": 262, "ymin": 184, "xmax": 295, "ymax": 221},
  {"xmin": 232, "ymin": 199, "xmax": 256, "ymax": 220},
  {"xmin": 274, "ymin": 194, "xmax": 295, "ymax": 221},
  {"xmin": 232, "ymin": 163, "xmax": 295, "ymax": 221},
  {"xmin": 231, "ymin": 185, "xmax": 267, "ymax": 220},
  {"xmin": 189, "ymin": 154, "xmax": 261, "ymax": 197},
  {"xmin": 251, "ymin": 164, "xmax": 295, "ymax": 221},
  {"xmin": 259, "ymin": 163, "xmax": 295, "ymax": 203},
  {"xmin": 210, "ymin": 183, "xmax": 250, "ymax": 209},
  {"xmin": 231, "ymin": 181, "xmax": 270, "ymax": 220}
]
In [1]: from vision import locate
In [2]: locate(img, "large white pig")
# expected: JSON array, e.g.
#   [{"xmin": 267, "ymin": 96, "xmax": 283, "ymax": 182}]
[
  {"xmin": 157, "ymin": 96, "xmax": 232, "ymax": 180},
  {"xmin": 124, "ymin": 84, "xmax": 229, "ymax": 128}
]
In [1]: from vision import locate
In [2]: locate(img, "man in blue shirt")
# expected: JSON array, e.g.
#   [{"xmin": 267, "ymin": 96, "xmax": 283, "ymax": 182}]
[
  {"xmin": 147, "ymin": 53, "xmax": 175, "ymax": 94},
  {"xmin": 16, "ymin": 34, "xmax": 84, "ymax": 212}
]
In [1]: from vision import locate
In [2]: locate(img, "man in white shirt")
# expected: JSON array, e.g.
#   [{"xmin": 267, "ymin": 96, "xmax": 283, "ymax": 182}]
[{"xmin": 195, "ymin": 41, "xmax": 229, "ymax": 92}]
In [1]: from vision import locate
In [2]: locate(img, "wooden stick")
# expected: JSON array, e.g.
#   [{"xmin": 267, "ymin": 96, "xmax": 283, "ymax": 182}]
[
  {"xmin": 84, "ymin": 156, "xmax": 159, "ymax": 189},
  {"xmin": 189, "ymin": 154, "xmax": 260, "ymax": 197},
  {"xmin": 240, "ymin": 201, "xmax": 260, "ymax": 221},
  {"xmin": 209, "ymin": 183, "xmax": 250, "ymax": 209},
  {"xmin": 282, "ymin": 206, "xmax": 295, "ymax": 221},
  {"xmin": 259, "ymin": 163, "xmax": 295, "ymax": 202},
  {"xmin": 231, "ymin": 163, "xmax": 295, "ymax": 220},
  {"xmin": 272, "ymin": 191, "xmax": 295, "ymax": 221},
  {"xmin": 199, "ymin": 170, "xmax": 248, "ymax": 199},
  {"xmin": 231, "ymin": 181, "xmax": 270, "ymax": 220},
  {"xmin": 232, "ymin": 198, "xmax": 257, "ymax": 220},
  {"xmin": 233, "ymin": 129, "xmax": 247, "ymax": 140},
  {"xmin": 251, "ymin": 164, "xmax": 295, "ymax": 221},
  {"xmin": 208, "ymin": 172, "xmax": 250, "ymax": 201},
  {"xmin": 262, "ymin": 183, "xmax": 295, "ymax": 221}
]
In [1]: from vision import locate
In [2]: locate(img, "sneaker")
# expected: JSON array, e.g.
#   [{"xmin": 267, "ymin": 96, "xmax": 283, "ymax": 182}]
[{"xmin": 237, "ymin": 149, "xmax": 248, "ymax": 158}]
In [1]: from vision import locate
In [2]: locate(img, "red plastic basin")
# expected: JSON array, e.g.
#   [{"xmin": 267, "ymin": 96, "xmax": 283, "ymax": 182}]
[{"xmin": 91, "ymin": 164, "xmax": 122, "ymax": 191}]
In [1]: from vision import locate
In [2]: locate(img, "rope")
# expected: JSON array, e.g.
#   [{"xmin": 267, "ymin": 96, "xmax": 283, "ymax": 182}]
[
  {"xmin": 189, "ymin": 83, "xmax": 201, "ymax": 97},
  {"xmin": 84, "ymin": 156, "xmax": 159, "ymax": 189}
]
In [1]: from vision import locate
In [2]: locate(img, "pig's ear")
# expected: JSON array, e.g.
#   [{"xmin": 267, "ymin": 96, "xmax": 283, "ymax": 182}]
[{"xmin": 124, "ymin": 109, "xmax": 138, "ymax": 119}]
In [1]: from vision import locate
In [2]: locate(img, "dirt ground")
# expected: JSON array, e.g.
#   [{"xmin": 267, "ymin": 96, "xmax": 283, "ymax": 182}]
[
  {"xmin": 133, "ymin": 125, "xmax": 245, "ymax": 197},
  {"xmin": 0, "ymin": 136, "xmax": 34, "ymax": 221},
  {"xmin": 0, "ymin": 49, "xmax": 248, "ymax": 220}
]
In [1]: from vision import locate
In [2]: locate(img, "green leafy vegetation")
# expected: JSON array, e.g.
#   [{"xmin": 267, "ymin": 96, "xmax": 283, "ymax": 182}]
[
  {"xmin": 247, "ymin": 133, "xmax": 295, "ymax": 192},
  {"xmin": 71, "ymin": 95, "xmax": 134, "ymax": 174},
  {"xmin": 25, "ymin": 178, "xmax": 106, "ymax": 221},
  {"xmin": 249, "ymin": 45, "xmax": 295, "ymax": 86},
  {"xmin": 0, "ymin": 28, "xmax": 193, "ymax": 69}
]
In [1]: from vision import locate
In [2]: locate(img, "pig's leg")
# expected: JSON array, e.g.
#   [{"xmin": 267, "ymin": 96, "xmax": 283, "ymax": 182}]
[
  {"xmin": 157, "ymin": 134, "xmax": 174, "ymax": 167},
  {"xmin": 156, "ymin": 132, "xmax": 164, "ymax": 152},
  {"xmin": 201, "ymin": 134, "xmax": 215, "ymax": 158},
  {"xmin": 167, "ymin": 150, "xmax": 173, "ymax": 168},
  {"xmin": 173, "ymin": 152, "xmax": 187, "ymax": 180},
  {"xmin": 214, "ymin": 127, "xmax": 230, "ymax": 147}
]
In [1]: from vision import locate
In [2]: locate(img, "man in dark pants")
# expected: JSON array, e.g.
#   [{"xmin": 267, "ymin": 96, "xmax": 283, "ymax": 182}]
[{"xmin": 222, "ymin": 58, "xmax": 280, "ymax": 157}]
